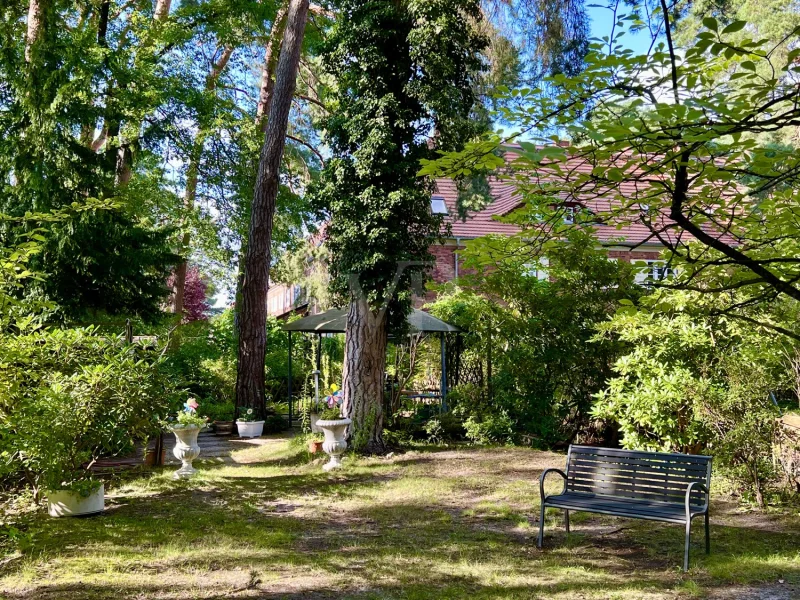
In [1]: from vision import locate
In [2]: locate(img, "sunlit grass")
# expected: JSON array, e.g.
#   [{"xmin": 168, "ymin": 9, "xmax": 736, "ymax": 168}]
[{"xmin": 1, "ymin": 440, "xmax": 799, "ymax": 599}]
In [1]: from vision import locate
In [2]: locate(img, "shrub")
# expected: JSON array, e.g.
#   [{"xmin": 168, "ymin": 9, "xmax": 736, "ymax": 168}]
[
  {"xmin": 263, "ymin": 414, "xmax": 288, "ymax": 434},
  {"xmin": 0, "ymin": 327, "xmax": 179, "ymax": 495},
  {"xmin": 594, "ymin": 289, "xmax": 789, "ymax": 507}
]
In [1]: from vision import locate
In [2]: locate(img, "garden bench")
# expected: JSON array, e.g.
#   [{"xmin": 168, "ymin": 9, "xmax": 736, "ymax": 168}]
[{"xmin": 537, "ymin": 445, "xmax": 712, "ymax": 571}]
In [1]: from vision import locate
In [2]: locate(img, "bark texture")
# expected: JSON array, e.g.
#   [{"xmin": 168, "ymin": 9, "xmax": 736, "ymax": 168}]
[
  {"xmin": 342, "ymin": 296, "xmax": 388, "ymax": 454},
  {"xmin": 235, "ymin": 0, "xmax": 309, "ymax": 415},
  {"xmin": 25, "ymin": 0, "xmax": 47, "ymax": 63},
  {"xmin": 256, "ymin": 1, "xmax": 289, "ymax": 132},
  {"xmin": 172, "ymin": 46, "xmax": 234, "ymax": 316},
  {"xmin": 153, "ymin": 0, "xmax": 172, "ymax": 21}
]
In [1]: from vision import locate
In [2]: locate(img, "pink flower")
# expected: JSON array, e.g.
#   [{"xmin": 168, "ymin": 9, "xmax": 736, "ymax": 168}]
[{"xmin": 187, "ymin": 398, "xmax": 199, "ymax": 410}]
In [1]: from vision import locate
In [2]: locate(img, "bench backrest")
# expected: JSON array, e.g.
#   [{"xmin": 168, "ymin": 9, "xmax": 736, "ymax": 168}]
[{"xmin": 565, "ymin": 445, "xmax": 712, "ymax": 507}]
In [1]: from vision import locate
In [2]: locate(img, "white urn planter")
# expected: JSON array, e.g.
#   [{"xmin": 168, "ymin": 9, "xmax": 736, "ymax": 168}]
[
  {"xmin": 171, "ymin": 425, "xmax": 202, "ymax": 479},
  {"xmin": 47, "ymin": 484, "xmax": 104, "ymax": 517},
  {"xmin": 236, "ymin": 420, "xmax": 265, "ymax": 438},
  {"xmin": 317, "ymin": 418, "xmax": 352, "ymax": 471},
  {"xmin": 309, "ymin": 412, "xmax": 322, "ymax": 433}
]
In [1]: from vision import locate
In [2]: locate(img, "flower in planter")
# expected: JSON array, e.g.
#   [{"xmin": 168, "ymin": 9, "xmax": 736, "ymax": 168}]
[
  {"xmin": 238, "ymin": 408, "xmax": 259, "ymax": 422},
  {"xmin": 184, "ymin": 397, "xmax": 199, "ymax": 413}
]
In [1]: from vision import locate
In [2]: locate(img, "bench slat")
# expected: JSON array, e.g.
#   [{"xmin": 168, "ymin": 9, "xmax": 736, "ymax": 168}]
[
  {"xmin": 570, "ymin": 454, "xmax": 710, "ymax": 474},
  {"xmin": 569, "ymin": 445, "xmax": 711, "ymax": 464},
  {"xmin": 568, "ymin": 464, "xmax": 708, "ymax": 486},
  {"xmin": 567, "ymin": 481, "xmax": 705, "ymax": 505}
]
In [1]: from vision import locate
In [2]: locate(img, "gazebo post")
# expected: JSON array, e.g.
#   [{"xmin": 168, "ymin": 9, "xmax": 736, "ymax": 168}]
[
  {"xmin": 440, "ymin": 332, "xmax": 448, "ymax": 412},
  {"xmin": 288, "ymin": 331, "xmax": 293, "ymax": 427},
  {"xmin": 316, "ymin": 332, "xmax": 322, "ymax": 374}
]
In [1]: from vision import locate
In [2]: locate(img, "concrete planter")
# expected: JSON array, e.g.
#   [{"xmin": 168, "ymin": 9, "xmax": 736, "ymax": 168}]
[
  {"xmin": 171, "ymin": 426, "xmax": 202, "ymax": 478},
  {"xmin": 47, "ymin": 484, "xmax": 104, "ymax": 517},
  {"xmin": 317, "ymin": 418, "xmax": 352, "ymax": 471},
  {"xmin": 236, "ymin": 420, "xmax": 264, "ymax": 438}
]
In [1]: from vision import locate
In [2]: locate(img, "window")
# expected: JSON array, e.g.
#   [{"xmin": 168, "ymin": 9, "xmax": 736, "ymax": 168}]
[
  {"xmin": 634, "ymin": 260, "xmax": 674, "ymax": 285},
  {"xmin": 563, "ymin": 205, "xmax": 576, "ymax": 224},
  {"xmin": 431, "ymin": 195, "xmax": 448, "ymax": 215},
  {"xmin": 524, "ymin": 257, "xmax": 549, "ymax": 280}
]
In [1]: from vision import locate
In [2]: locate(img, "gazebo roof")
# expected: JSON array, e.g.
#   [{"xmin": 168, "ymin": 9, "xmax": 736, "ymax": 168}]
[{"xmin": 281, "ymin": 308, "xmax": 461, "ymax": 333}]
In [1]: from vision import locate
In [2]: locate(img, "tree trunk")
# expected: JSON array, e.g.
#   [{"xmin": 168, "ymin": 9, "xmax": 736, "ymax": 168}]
[
  {"xmin": 172, "ymin": 46, "xmax": 234, "ymax": 316},
  {"xmin": 235, "ymin": 0, "xmax": 309, "ymax": 415},
  {"xmin": 25, "ymin": 0, "xmax": 47, "ymax": 63},
  {"xmin": 153, "ymin": 0, "xmax": 172, "ymax": 21},
  {"xmin": 256, "ymin": 1, "xmax": 289, "ymax": 132},
  {"xmin": 342, "ymin": 296, "xmax": 388, "ymax": 454}
]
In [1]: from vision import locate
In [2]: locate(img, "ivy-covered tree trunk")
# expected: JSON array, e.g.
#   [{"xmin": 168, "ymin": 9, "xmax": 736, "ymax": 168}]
[
  {"xmin": 312, "ymin": 0, "xmax": 487, "ymax": 452},
  {"xmin": 25, "ymin": 0, "xmax": 47, "ymax": 63},
  {"xmin": 342, "ymin": 297, "xmax": 388, "ymax": 454},
  {"xmin": 235, "ymin": 0, "xmax": 309, "ymax": 416}
]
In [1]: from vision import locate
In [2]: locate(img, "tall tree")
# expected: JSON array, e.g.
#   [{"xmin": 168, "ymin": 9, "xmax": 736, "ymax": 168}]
[
  {"xmin": 313, "ymin": 0, "xmax": 487, "ymax": 453},
  {"xmin": 423, "ymin": 6, "xmax": 800, "ymax": 339},
  {"xmin": 235, "ymin": 0, "xmax": 310, "ymax": 416}
]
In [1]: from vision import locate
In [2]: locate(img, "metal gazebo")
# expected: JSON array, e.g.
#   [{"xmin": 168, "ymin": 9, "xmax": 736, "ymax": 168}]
[{"xmin": 281, "ymin": 308, "xmax": 462, "ymax": 426}]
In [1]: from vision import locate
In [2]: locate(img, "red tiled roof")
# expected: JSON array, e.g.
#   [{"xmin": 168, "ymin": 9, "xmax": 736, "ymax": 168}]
[{"xmin": 434, "ymin": 148, "xmax": 734, "ymax": 247}]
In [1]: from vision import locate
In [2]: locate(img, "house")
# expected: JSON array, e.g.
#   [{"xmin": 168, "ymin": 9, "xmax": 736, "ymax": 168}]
[{"xmin": 266, "ymin": 171, "xmax": 672, "ymax": 319}]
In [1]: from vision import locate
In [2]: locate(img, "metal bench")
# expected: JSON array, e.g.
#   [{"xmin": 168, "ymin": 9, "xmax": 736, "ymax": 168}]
[{"xmin": 538, "ymin": 445, "xmax": 712, "ymax": 571}]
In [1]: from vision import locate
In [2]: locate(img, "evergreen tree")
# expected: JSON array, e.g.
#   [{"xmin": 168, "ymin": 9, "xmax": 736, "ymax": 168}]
[{"xmin": 313, "ymin": 0, "xmax": 487, "ymax": 452}]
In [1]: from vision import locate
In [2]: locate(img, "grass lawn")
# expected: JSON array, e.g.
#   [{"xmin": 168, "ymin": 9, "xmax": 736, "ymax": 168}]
[{"xmin": 1, "ymin": 438, "xmax": 799, "ymax": 599}]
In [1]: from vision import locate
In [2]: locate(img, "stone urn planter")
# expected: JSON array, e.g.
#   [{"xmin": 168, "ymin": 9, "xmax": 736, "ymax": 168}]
[
  {"xmin": 47, "ymin": 484, "xmax": 104, "ymax": 517},
  {"xmin": 171, "ymin": 426, "xmax": 202, "ymax": 479},
  {"xmin": 236, "ymin": 420, "xmax": 265, "ymax": 438},
  {"xmin": 317, "ymin": 418, "xmax": 352, "ymax": 471}
]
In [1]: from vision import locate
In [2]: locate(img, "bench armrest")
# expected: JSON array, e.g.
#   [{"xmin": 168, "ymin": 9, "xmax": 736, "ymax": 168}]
[
  {"xmin": 685, "ymin": 482, "xmax": 709, "ymax": 516},
  {"xmin": 540, "ymin": 468, "xmax": 568, "ymax": 503}
]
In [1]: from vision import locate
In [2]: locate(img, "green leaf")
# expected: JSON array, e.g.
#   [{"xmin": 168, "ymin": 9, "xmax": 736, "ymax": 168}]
[
  {"xmin": 721, "ymin": 20, "xmax": 747, "ymax": 34},
  {"xmin": 702, "ymin": 17, "xmax": 718, "ymax": 32}
]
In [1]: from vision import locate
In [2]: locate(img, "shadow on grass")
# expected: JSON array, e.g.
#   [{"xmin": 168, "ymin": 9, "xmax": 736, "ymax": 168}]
[{"xmin": 3, "ymin": 445, "xmax": 800, "ymax": 600}]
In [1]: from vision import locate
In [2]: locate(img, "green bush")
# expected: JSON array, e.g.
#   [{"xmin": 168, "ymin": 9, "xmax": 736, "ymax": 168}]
[
  {"xmin": 0, "ymin": 327, "xmax": 180, "ymax": 494},
  {"xmin": 594, "ymin": 289, "xmax": 789, "ymax": 507},
  {"xmin": 263, "ymin": 414, "xmax": 288, "ymax": 434}
]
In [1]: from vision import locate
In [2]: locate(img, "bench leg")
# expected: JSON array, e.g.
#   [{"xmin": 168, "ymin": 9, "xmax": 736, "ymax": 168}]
[
  {"xmin": 564, "ymin": 510, "xmax": 570, "ymax": 534},
  {"xmin": 537, "ymin": 502, "xmax": 546, "ymax": 548},
  {"xmin": 683, "ymin": 519, "xmax": 692, "ymax": 572},
  {"xmin": 705, "ymin": 512, "xmax": 710, "ymax": 555}
]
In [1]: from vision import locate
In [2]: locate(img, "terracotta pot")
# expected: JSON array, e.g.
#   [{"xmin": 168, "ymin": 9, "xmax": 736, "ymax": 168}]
[
  {"xmin": 308, "ymin": 440, "xmax": 324, "ymax": 454},
  {"xmin": 213, "ymin": 420, "xmax": 234, "ymax": 436},
  {"xmin": 144, "ymin": 447, "xmax": 166, "ymax": 466}
]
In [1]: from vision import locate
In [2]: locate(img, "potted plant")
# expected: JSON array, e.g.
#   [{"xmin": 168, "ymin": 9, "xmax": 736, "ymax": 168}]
[
  {"xmin": 307, "ymin": 384, "xmax": 342, "ymax": 433},
  {"xmin": 206, "ymin": 402, "xmax": 235, "ymax": 436},
  {"xmin": 307, "ymin": 432, "xmax": 324, "ymax": 454},
  {"xmin": 315, "ymin": 390, "xmax": 351, "ymax": 471},
  {"xmin": 236, "ymin": 408, "xmax": 265, "ymax": 438},
  {"xmin": 168, "ymin": 398, "xmax": 208, "ymax": 479}
]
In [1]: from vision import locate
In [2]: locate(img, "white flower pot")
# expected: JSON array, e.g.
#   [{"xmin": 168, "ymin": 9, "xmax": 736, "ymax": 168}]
[
  {"xmin": 171, "ymin": 426, "xmax": 202, "ymax": 478},
  {"xmin": 236, "ymin": 420, "xmax": 264, "ymax": 438},
  {"xmin": 310, "ymin": 412, "xmax": 321, "ymax": 433},
  {"xmin": 317, "ymin": 418, "xmax": 352, "ymax": 471},
  {"xmin": 47, "ymin": 484, "xmax": 104, "ymax": 517}
]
